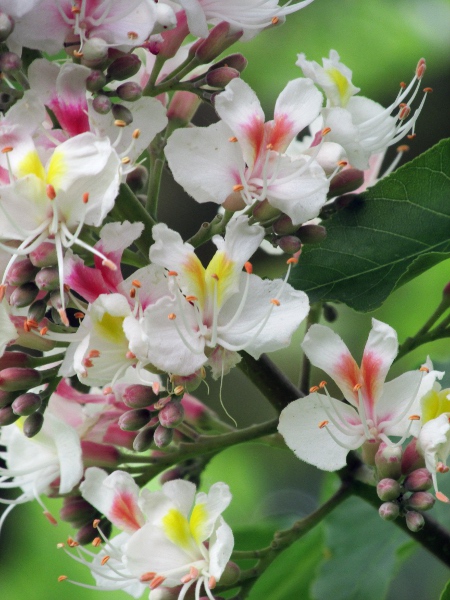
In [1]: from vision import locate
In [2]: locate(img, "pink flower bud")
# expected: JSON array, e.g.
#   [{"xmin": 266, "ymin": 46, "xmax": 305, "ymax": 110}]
[
  {"xmin": 252, "ymin": 199, "xmax": 281, "ymax": 222},
  {"xmin": 6, "ymin": 258, "xmax": 38, "ymax": 286},
  {"xmin": 166, "ymin": 91, "xmax": 202, "ymax": 127},
  {"xmin": 205, "ymin": 66, "xmax": 240, "ymax": 88},
  {"xmin": 9, "ymin": 282, "xmax": 39, "ymax": 308},
  {"xmin": 209, "ymin": 53, "xmax": 247, "ymax": 73},
  {"xmin": 405, "ymin": 510, "xmax": 425, "ymax": 532},
  {"xmin": 377, "ymin": 478, "xmax": 402, "ymax": 502},
  {"xmin": 404, "ymin": 468, "xmax": 432, "ymax": 492},
  {"xmin": 118, "ymin": 408, "xmax": 151, "ymax": 431},
  {"xmin": 375, "ymin": 442, "xmax": 402, "ymax": 480},
  {"xmin": 111, "ymin": 103, "xmax": 133, "ymax": 125},
  {"xmin": 273, "ymin": 214, "xmax": 297, "ymax": 236},
  {"xmin": 28, "ymin": 299, "xmax": 47, "ymax": 324},
  {"xmin": 0, "ymin": 13, "xmax": 14, "ymax": 42},
  {"xmin": 154, "ymin": 424, "xmax": 173, "ymax": 448},
  {"xmin": 0, "ymin": 390, "xmax": 14, "ymax": 408},
  {"xmin": 401, "ymin": 438, "xmax": 425, "ymax": 474},
  {"xmin": 126, "ymin": 165, "xmax": 148, "ymax": 193},
  {"xmin": 117, "ymin": 82, "xmax": 143, "ymax": 102},
  {"xmin": 133, "ymin": 426, "xmax": 155, "ymax": 452},
  {"xmin": 181, "ymin": 394, "xmax": 216, "ymax": 426},
  {"xmin": 81, "ymin": 36, "xmax": 108, "ymax": 62},
  {"xmin": 159, "ymin": 400, "xmax": 185, "ymax": 428},
  {"xmin": 121, "ymin": 384, "xmax": 158, "ymax": 409},
  {"xmin": 86, "ymin": 70, "xmax": 107, "ymax": 92},
  {"xmin": 107, "ymin": 54, "xmax": 141, "ymax": 81},
  {"xmin": 0, "ymin": 51, "xmax": 21, "ymax": 73},
  {"xmin": 0, "ymin": 351, "xmax": 32, "ymax": 370},
  {"xmin": 81, "ymin": 441, "xmax": 120, "ymax": 468},
  {"xmin": 92, "ymin": 94, "xmax": 112, "ymax": 114},
  {"xmin": 276, "ymin": 235, "xmax": 302, "ymax": 254},
  {"xmin": 35, "ymin": 266, "xmax": 59, "ymax": 291},
  {"xmin": 23, "ymin": 412, "xmax": 44, "ymax": 437},
  {"xmin": 11, "ymin": 392, "xmax": 41, "ymax": 416},
  {"xmin": 29, "ymin": 242, "xmax": 57, "ymax": 268},
  {"xmin": 0, "ymin": 367, "xmax": 42, "ymax": 392},
  {"xmin": 60, "ymin": 496, "xmax": 98, "ymax": 528},
  {"xmin": 0, "ymin": 405, "xmax": 19, "ymax": 426},
  {"xmin": 297, "ymin": 224, "xmax": 327, "ymax": 245},
  {"xmin": 147, "ymin": 10, "xmax": 189, "ymax": 59},
  {"xmin": 218, "ymin": 561, "xmax": 240, "ymax": 586},
  {"xmin": 328, "ymin": 168, "xmax": 364, "ymax": 197},
  {"xmin": 193, "ymin": 22, "xmax": 243, "ymax": 64},
  {"xmin": 379, "ymin": 502, "xmax": 399, "ymax": 521},
  {"xmin": 407, "ymin": 491, "xmax": 435, "ymax": 511}
]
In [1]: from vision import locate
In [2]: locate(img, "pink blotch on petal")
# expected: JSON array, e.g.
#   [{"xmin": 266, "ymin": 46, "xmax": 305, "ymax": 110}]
[
  {"xmin": 110, "ymin": 491, "xmax": 143, "ymax": 532},
  {"xmin": 267, "ymin": 114, "xmax": 295, "ymax": 152},
  {"xmin": 335, "ymin": 353, "xmax": 360, "ymax": 400},
  {"xmin": 361, "ymin": 350, "xmax": 383, "ymax": 410},
  {"xmin": 241, "ymin": 114, "xmax": 265, "ymax": 163},
  {"xmin": 49, "ymin": 99, "xmax": 90, "ymax": 137}
]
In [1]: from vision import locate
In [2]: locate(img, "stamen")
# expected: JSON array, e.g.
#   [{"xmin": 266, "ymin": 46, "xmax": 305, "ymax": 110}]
[
  {"xmin": 436, "ymin": 491, "xmax": 450, "ymax": 503},
  {"xmin": 244, "ymin": 262, "xmax": 253, "ymax": 274},
  {"xmin": 270, "ymin": 298, "xmax": 280, "ymax": 306},
  {"xmin": 46, "ymin": 184, "xmax": 57, "ymax": 200},
  {"xmin": 92, "ymin": 537, "xmax": 101, "ymax": 547},
  {"xmin": 132, "ymin": 279, "xmax": 141, "ymax": 287},
  {"xmin": 101, "ymin": 556, "xmax": 110, "ymax": 566},
  {"xmin": 309, "ymin": 386, "xmax": 319, "ymax": 393},
  {"xmin": 44, "ymin": 510, "xmax": 58, "ymax": 525},
  {"xmin": 114, "ymin": 120, "xmax": 127, "ymax": 128},
  {"xmin": 128, "ymin": 31, "xmax": 138, "ymax": 40},
  {"xmin": 150, "ymin": 575, "xmax": 166, "ymax": 590},
  {"xmin": 233, "ymin": 184, "xmax": 244, "ymax": 192},
  {"xmin": 82, "ymin": 192, "xmax": 89, "ymax": 204},
  {"xmin": 58, "ymin": 576, "xmax": 68, "ymax": 582},
  {"xmin": 271, "ymin": 16, "xmax": 279, "ymax": 24},
  {"xmin": 229, "ymin": 136, "xmax": 238, "ymax": 142},
  {"xmin": 318, "ymin": 420, "xmax": 329, "ymax": 428}
]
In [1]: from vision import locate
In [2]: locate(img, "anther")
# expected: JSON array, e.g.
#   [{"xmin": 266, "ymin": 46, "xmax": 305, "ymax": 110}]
[
  {"xmin": 103, "ymin": 386, "xmax": 113, "ymax": 395},
  {"xmin": 286, "ymin": 257, "xmax": 298, "ymax": 265},
  {"xmin": 46, "ymin": 184, "xmax": 56, "ymax": 200},
  {"xmin": 322, "ymin": 127, "xmax": 331, "ymax": 136},
  {"xmin": 309, "ymin": 385, "xmax": 319, "ymax": 393},
  {"xmin": 318, "ymin": 420, "xmax": 329, "ymax": 429},
  {"xmin": 73, "ymin": 50, "xmax": 84, "ymax": 58},
  {"xmin": 92, "ymin": 537, "xmax": 102, "ymax": 547},
  {"xmin": 0, "ymin": 285, "xmax": 5, "ymax": 301},
  {"xmin": 71, "ymin": 5, "xmax": 81, "ymax": 14},
  {"xmin": 319, "ymin": 380, "xmax": 327, "ymax": 388},
  {"xmin": 407, "ymin": 133, "xmax": 417, "ymax": 140},
  {"xmin": 126, "ymin": 351, "xmax": 136, "ymax": 360},
  {"xmin": 271, "ymin": 16, "xmax": 279, "ymax": 24},
  {"xmin": 419, "ymin": 366, "xmax": 430, "ymax": 373},
  {"xmin": 57, "ymin": 543, "xmax": 65, "ymax": 549},
  {"xmin": 132, "ymin": 279, "xmax": 141, "ymax": 287},
  {"xmin": 74, "ymin": 311, "xmax": 85, "ymax": 319},
  {"xmin": 408, "ymin": 414, "xmax": 420, "ymax": 420},
  {"xmin": 40, "ymin": 327, "xmax": 48, "ymax": 336},
  {"xmin": 436, "ymin": 491, "xmax": 450, "ymax": 503},
  {"xmin": 140, "ymin": 572, "xmax": 156, "ymax": 582},
  {"xmin": 270, "ymin": 299, "xmax": 280, "ymax": 306},
  {"xmin": 337, "ymin": 160, "xmax": 348, "ymax": 167},
  {"xmin": 132, "ymin": 129, "xmax": 140, "ymax": 139},
  {"xmin": 190, "ymin": 567, "xmax": 199, "ymax": 578},
  {"xmin": 233, "ymin": 184, "xmax": 244, "ymax": 192},
  {"xmin": 168, "ymin": 270, "xmax": 178, "ymax": 277},
  {"xmin": 353, "ymin": 383, "xmax": 362, "ymax": 391},
  {"xmin": 83, "ymin": 358, "xmax": 94, "ymax": 368},
  {"xmin": 130, "ymin": 288, "xmax": 136, "ymax": 298},
  {"xmin": 114, "ymin": 119, "xmax": 127, "ymax": 128},
  {"xmin": 211, "ymin": 273, "xmax": 219, "ymax": 281},
  {"xmin": 181, "ymin": 574, "xmax": 194, "ymax": 584},
  {"xmin": 93, "ymin": 519, "xmax": 101, "ymax": 528},
  {"xmin": 128, "ymin": 31, "xmax": 138, "ymax": 40},
  {"xmin": 102, "ymin": 258, "xmax": 117, "ymax": 271},
  {"xmin": 186, "ymin": 295, "xmax": 198, "ymax": 302},
  {"xmin": 150, "ymin": 575, "xmax": 166, "ymax": 590},
  {"xmin": 44, "ymin": 511, "xmax": 58, "ymax": 525},
  {"xmin": 82, "ymin": 192, "xmax": 89, "ymax": 204},
  {"xmin": 437, "ymin": 462, "xmax": 450, "ymax": 473},
  {"xmin": 399, "ymin": 82, "xmax": 406, "ymax": 89},
  {"xmin": 266, "ymin": 143, "xmax": 274, "ymax": 150},
  {"xmin": 168, "ymin": 313, "xmax": 176, "ymax": 320},
  {"xmin": 58, "ymin": 576, "xmax": 68, "ymax": 582},
  {"xmin": 67, "ymin": 537, "xmax": 79, "ymax": 547},
  {"xmin": 1, "ymin": 146, "xmax": 13, "ymax": 153},
  {"xmin": 209, "ymin": 576, "xmax": 217, "ymax": 589},
  {"xmin": 244, "ymin": 262, "xmax": 253, "ymax": 274},
  {"xmin": 26, "ymin": 319, "xmax": 39, "ymax": 329},
  {"xmin": 416, "ymin": 58, "xmax": 426, "ymax": 79},
  {"xmin": 228, "ymin": 136, "xmax": 238, "ymax": 142},
  {"xmin": 174, "ymin": 385, "xmax": 184, "ymax": 395},
  {"xmin": 88, "ymin": 349, "xmax": 100, "ymax": 358},
  {"xmin": 101, "ymin": 556, "xmax": 110, "ymax": 566},
  {"xmin": 121, "ymin": 156, "xmax": 131, "ymax": 164},
  {"xmin": 397, "ymin": 145, "xmax": 409, "ymax": 153},
  {"xmin": 423, "ymin": 87, "xmax": 433, "ymax": 93},
  {"xmin": 399, "ymin": 105, "xmax": 411, "ymax": 119}
]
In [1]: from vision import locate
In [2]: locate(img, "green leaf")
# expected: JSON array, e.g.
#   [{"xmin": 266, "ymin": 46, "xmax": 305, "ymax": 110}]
[
  {"xmin": 290, "ymin": 139, "xmax": 450, "ymax": 312},
  {"xmin": 312, "ymin": 495, "xmax": 410, "ymax": 600},
  {"xmin": 440, "ymin": 579, "xmax": 450, "ymax": 600}
]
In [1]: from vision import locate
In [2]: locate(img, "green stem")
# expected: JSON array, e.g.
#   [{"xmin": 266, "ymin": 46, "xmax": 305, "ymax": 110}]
[
  {"xmin": 187, "ymin": 211, "xmax": 233, "ymax": 248},
  {"xmin": 146, "ymin": 134, "xmax": 166, "ymax": 219},
  {"xmin": 299, "ymin": 302, "xmax": 322, "ymax": 394},
  {"xmin": 143, "ymin": 54, "xmax": 166, "ymax": 93}
]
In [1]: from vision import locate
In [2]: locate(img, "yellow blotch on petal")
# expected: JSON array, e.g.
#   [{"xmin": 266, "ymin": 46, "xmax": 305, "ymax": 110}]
[
  {"xmin": 17, "ymin": 150, "xmax": 46, "ymax": 180},
  {"xmin": 182, "ymin": 253, "xmax": 207, "ymax": 308},
  {"xmin": 162, "ymin": 508, "xmax": 192, "ymax": 550},
  {"xmin": 46, "ymin": 148, "xmax": 67, "ymax": 190},
  {"xmin": 326, "ymin": 67, "xmax": 352, "ymax": 106},
  {"xmin": 93, "ymin": 313, "xmax": 126, "ymax": 344},
  {"xmin": 205, "ymin": 251, "xmax": 235, "ymax": 308},
  {"xmin": 189, "ymin": 502, "xmax": 208, "ymax": 544},
  {"xmin": 422, "ymin": 389, "xmax": 450, "ymax": 424}
]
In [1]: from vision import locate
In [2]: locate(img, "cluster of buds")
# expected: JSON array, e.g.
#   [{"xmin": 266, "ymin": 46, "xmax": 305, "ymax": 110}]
[{"xmin": 60, "ymin": 495, "xmax": 112, "ymax": 545}]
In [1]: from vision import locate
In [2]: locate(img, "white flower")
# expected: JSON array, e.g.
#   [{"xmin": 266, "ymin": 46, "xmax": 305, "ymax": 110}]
[{"xmin": 278, "ymin": 319, "xmax": 440, "ymax": 471}]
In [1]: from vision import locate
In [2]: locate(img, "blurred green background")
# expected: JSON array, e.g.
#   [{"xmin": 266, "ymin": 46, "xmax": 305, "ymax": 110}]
[{"xmin": 1, "ymin": 0, "xmax": 450, "ymax": 598}]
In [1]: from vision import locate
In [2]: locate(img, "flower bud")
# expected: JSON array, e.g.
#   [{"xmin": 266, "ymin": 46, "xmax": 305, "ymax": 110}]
[
  {"xmin": 193, "ymin": 22, "xmax": 242, "ymax": 64},
  {"xmin": 405, "ymin": 510, "xmax": 425, "ymax": 532},
  {"xmin": 0, "ymin": 12, "xmax": 14, "ymax": 42},
  {"xmin": 205, "ymin": 66, "xmax": 240, "ymax": 88},
  {"xmin": 0, "ymin": 51, "xmax": 21, "ymax": 73},
  {"xmin": 133, "ymin": 426, "xmax": 155, "ymax": 452},
  {"xmin": 0, "ymin": 405, "xmax": 19, "ymax": 426},
  {"xmin": 147, "ymin": 10, "xmax": 189, "ymax": 59},
  {"xmin": 28, "ymin": 299, "xmax": 48, "ymax": 324},
  {"xmin": 297, "ymin": 224, "xmax": 327, "ymax": 245},
  {"xmin": 407, "ymin": 491, "xmax": 435, "ymax": 511},
  {"xmin": 81, "ymin": 37, "xmax": 108, "ymax": 62},
  {"xmin": 401, "ymin": 438, "xmax": 425, "ymax": 474},
  {"xmin": 76, "ymin": 517, "xmax": 111, "ymax": 545},
  {"xmin": 377, "ymin": 478, "xmax": 402, "ymax": 502},
  {"xmin": 116, "ymin": 82, "xmax": 142, "ymax": 102},
  {"xmin": 126, "ymin": 165, "xmax": 148, "ymax": 193},
  {"xmin": 118, "ymin": 408, "xmax": 151, "ymax": 431},
  {"xmin": 375, "ymin": 442, "xmax": 402, "ymax": 480},
  {"xmin": 35, "ymin": 266, "xmax": 60, "ymax": 291},
  {"xmin": 218, "ymin": 561, "xmax": 240, "ymax": 586},
  {"xmin": 29, "ymin": 242, "xmax": 57, "ymax": 267},
  {"xmin": 11, "ymin": 392, "xmax": 41, "ymax": 416},
  {"xmin": 86, "ymin": 70, "xmax": 107, "ymax": 93},
  {"xmin": 167, "ymin": 91, "xmax": 201, "ymax": 128},
  {"xmin": 50, "ymin": 289, "xmax": 69, "ymax": 312},
  {"xmin": 23, "ymin": 411, "xmax": 44, "ymax": 437},
  {"xmin": 121, "ymin": 384, "xmax": 158, "ymax": 409},
  {"xmin": 328, "ymin": 168, "xmax": 364, "ymax": 197},
  {"xmin": 111, "ymin": 103, "xmax": 133, "ymax": 125},
  {"xmin": 81, "ymin": 441, "xmax": 120, "ymax": 469},
  {"xmin": 154, "ymin": 424, "xmax": 173, "ymax": 448},
  {"xmin": 172, "ymin": 371, "xmax": 205, "ymax": 394},
  {"xmin": 276, "ymin": 235, "xmax": 302, "ymax": 254},
  {"xmin": 107, "ymin": 53, "xmax": 141, "ymax": 81},
  {"xmin": 209, "ymin": 53, "xmax": 247, "ymax": 73},
  {"xmin": 159, "ymin": 400, "xmax": 185, "ymax": 428},
  {"xmin": 323, "ymin": 303, "xmax": 338, "ymax": 323},
  {"xmin": 92, "ymin": 94, "xmax": 112, "ymax": 115},
  {"xmin": 149, "ymin": 587, "xmax": 179, "ymax": 600},
  {"xmin": 252, "ymin": 199, "xmax": 281, "ymax": 222},
  {"xmin": 0, "ymin": 367, "xmax": 42, "ymax": 392},
  {"xmin": 0, "ymin": 390, "xmax": 14, "ymax": 408},
  {"xmin": 0, "ymin": 351, "xmax": 32, "ymax": 370},
  {"xmin": 378, "ymin": 502, "xmax": 399, "ymax": 521},
  {"xmin": 272, "ymin": 214, "xmax": 297, "ymax": 235},
  {"xmin": 60, "ymin": 495, "xmax": 98, "ymax": 528},
  {"xmin": 6, "ymin": 258, "xmax": 39, "ymax": 286},
  {"xmin": 9, "ymin": 282, "xmax": 39, "ymax": 308},
  {"xmin": 404, "ymin": 468, "xmax": 433, "ymax": 492}
]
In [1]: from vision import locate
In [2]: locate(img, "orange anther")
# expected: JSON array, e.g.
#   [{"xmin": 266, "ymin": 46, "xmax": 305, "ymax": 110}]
[
  {"xmin": 270, "ymin": 298, "xmax": 280, "ymax": 306},
  {"xmin": 168, "ymin": 313, "xmax": 176, "ymax": 320},
  {"xmin": 103, "ymin": 386, "xmax": 113, "ymax": 395},
  {"xmin": 419, "ymin": 366, "xmax": 430, "ymax": 373},
  {"xmin": 126, "ymin": 351, "xmax": 136, "ymax": 360},
  {"xmin": 132, "ymin": 129, "xmax": 140, "ymax": 139},
  {"xmin": 244, "ymin": 261, "xmax": 253, "ymax": 274},
  {"xmin": 211, "ymin": 273, "xmax": 219, "ymax": 281},
  {"xmin": 130, "ymin": 288, "xmax": 136, "ymax": 299},
  {"xmin": 186, "ymin": 295, "xmax": 198, "ymax": 302},
  {"xmin": 73, "ymin": 50, "xmax": 83, "ymax": 58},
  {"xmin": 82, "ymin": 192, "xmax": 89, "ymax": 204},
  {"xmin": 92, "ymin": 537, "xmax": 102, "ymax": 547},
  {"xmin": 407, "ymin": 133, "xmax": 417, "ymax": 140},
  {"xmin": 399, "ymin": 81, "xmax": 406, "ymax": 89},
  {"xmin": 408, "ymin": 414, "xmax": 420, "ymax": 421},
  {"xmin": 423, "ymin": 87, "xmax": 433, "ymax": 93},
  {"xmin": 150, "ymin": 576, "xmax": 166, "ymax": 590},
  {"xmin": 318, "ymin": 420, "xmax": 329, "ymax": 429},
  {"xmin": 93, "ymin": 519, "xmax": 101, "ymax": 528},
  {"xmin": 436, "ymin": 491, "xmax": 450, "ymax": 503},
  {"xmin": 114, "ymin": 119, "xmax": 127, "ymax": 128},
  {"xmin": 46, "ymin": 184, "xmax": 56, "ymax": 200},
  {"xmin": 128, "ymin": 31, "xmax": 138, "ymax": 40},
  {"xmin": 266, "ymin": 143, "xmax": 274, "ymax": 150},
  {"xmin": 58, "ymin": 576, "xmax": 68, "ymax": 582},
  {"xmin": 88, "ymin": 349, "xmax": 100, "ymax": 358},
  {"xmin": 74, "ymin": 311, "xmax": 85, "ymax": 319},
  {"xmin": 322, "ymin": 127, "xmax": 331, "ymax": 136},
  {"xmin": 1, "ymin": 146, "xmax": 13, "ymax": 153},
  {"xmin": 271, "ymin": 16, "xmax": 279, "ymax": 24},
  {"xmin": 337, "ymin": 160, "xmax": 348, "ymax": 167},
  {"xmin": 71, "ymin": 4, "xmax": 81, "ymax": 14},
  {"xmin": 416, "ymin": 58, "xmax": 426, "ymax": 79},
  {"xmin": 286, "ymin": 257, "xmax": 298, "ymax": 265},
  {"xmin": 168, "ymin": 270, "xmax": 178, "ymax": 277},
  {"xmin": 353, "ymin": 383, "xmax": 362, "ymax": 391},
  {"xmin": 67, "ymin": 537, "xmax": 78, "ymax": 547},
  {"xmin": 40, "ymin": 327, "xmax": 49, "ymax": 336},
  {"xmin": 132, "ymin": 279, "xmax": 141, "ymax": 288},
  {"xmin": 233, "ymin": 184, "xmax": 244, "ymax": 192},
  {"xmin": 83, "ymin": 358, "xmax": 94, "ymax": 368},
  {"xmin": 397, "ymin": 145, "xmax": 409, "ymax": 153},
  {"xmin": 101, "ymin": 556, "xmax": 110, "ymax": 566},
  {"xmin": 44, "ymin": 511, "xmax": 57, "ymax": 525},
  {"xmin": 399, "ymin": 105, "xmax": 411, "ymax": 119},
  {"xmin": 228, "ymin": 136, "xmax": 238, "ymax": 142},
  {"xmin": 26, "ymin": 319, "xmax": 39, "ymax": 329},
  {"xmin": 140, "ymin": 572, "xmax": 156, "ymax": 582},
  {"xmin": 309, "ymin": 386, "xmax": 319, "ymax": 393},
  {"xmin": 23, "ymin": 321, "xmax": 31, "ymax": 333},
  {"xmin": 319, "ymin": 380, "xmax": 327, "ymax": 388},
  {"xmin": 209, "ymin": 576, "xmax": 217, "ymax": 589}
]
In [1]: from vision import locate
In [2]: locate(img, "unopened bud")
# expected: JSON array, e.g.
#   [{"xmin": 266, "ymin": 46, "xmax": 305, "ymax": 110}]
[
  {"xmin": 323, "ymin": 303, "xmax": 338, "ymax": 323},
  {"xmin": 218, "ymin": 561, "xmax": 240, "ymax": 586},
  {"xmin": 148, "ymin": 10, "xmax": 189, "ymax": 59},
  {"xmin": 404, "ymin": 468, "xmax": 432, "ymax": 492},
  {"xmin": 375, "ymin": 442, "xmax": 402, "ymax": 480},
  {"xmin": 405, "ymin": 510, "xmax": 425, "ymax": 532},
  {"xmin": 92, "ymin": 94, "xmax": 112, "ymax": 115},
  {"xmin": 209, "ymin": 53, "xmax": 247, "ymax": 73},
  {"xmin": 377, "ymin": 478, "xmax": 402, "ymax": 502},
  {"xmin": 172, "ymin": 371, "xmax": 205, "ymax": 393},
  {"xmin": 0, "ymin": 390, "xmax": 14, "ymax": 408},
  {"xmin": 132, "ymin": 426, "xmax": 155, "ymax": 452},
  {"xmin": 121, "ymin": 384, "xmax": 158, "ymax": 409},
  {"xmin": 159, "ymin": 400, "xmax": 185, "ymax": 428},
  {"xmin": 297, "ymin": 224, "xmax": 327, "ymax": 245},
  {"xmin": 193, "ymin": 22, "xmax": 242, "ymax": 64},
  {"xmin": 107, "ymin": 54, "xmax": 141, "ymax": 81},
  {"xmin": 116, "ymin": 82, "xmax": 142, "ymax": 102},
  {"xmin": 252, "ymin": 199, "xmax": 281, "ymax": 222},
  {"xmin": 81, "ymin": 37, "xmax": 108, "ymax": 62},
  {"xmin": 77, "ymin": 517, "xmax": 111, "ymax": 545},
  {"xmin": 0, "ymin": 12, "xmax": 14, "ymax": 42},
  {"xmin": 86, "ymin": 70, "xmax": 107, "ymax": 93},
  {"xmin": 111, "ymin": 103, "xmax": 133, "ymax": 125},
  {"xmin": 35, "ymin": 266, "xmax": 60, "ymax": 291},
  {"xmin": 205, "ymin": 66, "xmax": 240, "ymax": 88},
  {"xmin": 28, "ymin": 299, "xmax": 48, "ymax": 324},
  {"xmin": 407, "ymin": 491, "xmax": 435, "ymax": 511},
  {"xmin": 0, "ymin": 51, "xmax": 21, "ymax": 73},
  {"xmin": 118, "ymin": 408, "xmax": 151, "ymax": 431},
  {"xmin": 6, "ymin": 258, "xmax": 39, "ymax": 286},
  {"xmin": 159, "ymin": 466, "xmax": 184, "ymax": 484},
  {"xmin": 167, "ymin": 90, "xmax": 201, "ymax": 127},
  {"xmin": 328, "ymin": 168, "xmax": 364, "ymax": 197},
  {"xmin": 443, "ymin": 282, "xmax": 450, "ymax": 306},
  {"xmin": 50, "ymin": 289, "xmax": 69, "ymax": 311},
  {"xmin": 23, "ymin": 411, "xmax": 44, "ymax": 437},
  {"xmin": 273, "ymin": 214, "xmax": 297, "ymax": 235},
  {"xmin": 0, "ymin": 351, "xmax": 32, "ymax": 370},
  {"xmin": 148, "ymin": 587, "xmax": 179, "ymax": 600},
  {"xmin": 401, "ymin": 438, "xmax": 425, "ymax": 474},
  {"xmin": 378, "ymin": 502, "xmax": 399, "ymax": 521},
  {"xmin": 0, "ymin": 405, "xmax": 19, "ymax": 426},
  {"xmin": 60, "ymin": 496, "xmax": 98, "ymax": 527},
  {"xmin": 0, "ymin": 367, "xmax": 42, "ymax": 392},
  {"xmin": 126, "ymin": 165, "xmax": 148, "ymax": 193},
  {"xmin": 9, "ymin": 282, "xmax": 39, "ymax": 308},
  {"xmin": 154, "ymin": 424, "xmax": 173, "ymax": 448},
  {"xmin": 276, "ymin": 235, "xmax": 302, "ymax": 254},
  {"xmin": 29, "ymin": 242, "xmax": 57, "ymax": 267},
  {"xmin": 11, "ymin": 392, "xmax": 41, "ymax": 416}
]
